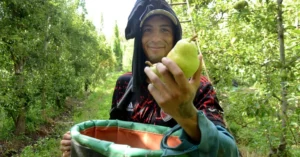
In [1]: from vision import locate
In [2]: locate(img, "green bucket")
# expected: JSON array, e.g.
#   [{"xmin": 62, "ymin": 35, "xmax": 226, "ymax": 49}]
[{"xmin": 70, "ymin": 120, "xmax": 182, "ymax": 157}]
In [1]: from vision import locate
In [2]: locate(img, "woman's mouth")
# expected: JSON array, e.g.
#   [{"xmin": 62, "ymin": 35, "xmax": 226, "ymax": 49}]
[{"xmin": 149, "ymin": 47, "xmax": 164, "ymax": 50}]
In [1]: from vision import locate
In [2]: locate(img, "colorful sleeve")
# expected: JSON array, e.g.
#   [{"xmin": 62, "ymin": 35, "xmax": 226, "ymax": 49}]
[{"xmin": 193, "ymin": 76, "xmax": 226, "ymax": 127}]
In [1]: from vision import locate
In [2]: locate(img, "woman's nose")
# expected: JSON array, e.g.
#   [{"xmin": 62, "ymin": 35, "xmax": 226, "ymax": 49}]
[{"xmin": 151, "ymin": 31, "xmax": 163, "ymax": 42}]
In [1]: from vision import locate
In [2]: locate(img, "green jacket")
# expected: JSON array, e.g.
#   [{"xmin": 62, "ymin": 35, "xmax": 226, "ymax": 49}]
[{"xmin": 161, "ymin": 111, "xmax": 239, "ymax": 157}]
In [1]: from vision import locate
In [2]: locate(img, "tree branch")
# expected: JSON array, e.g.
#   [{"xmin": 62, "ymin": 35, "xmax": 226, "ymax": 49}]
[{"xmin": 272, "ymin": 93, "xmax": 282, "ymax": 102}]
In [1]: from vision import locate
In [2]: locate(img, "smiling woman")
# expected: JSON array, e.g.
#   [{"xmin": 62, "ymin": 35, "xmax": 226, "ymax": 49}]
[
  {"xmin": 85, "ymin": 0, "xmax": 136, "ymax": 38},
  {"xmin": 141, "ymin": 15, "xmax": 174, "ymax": 63}
]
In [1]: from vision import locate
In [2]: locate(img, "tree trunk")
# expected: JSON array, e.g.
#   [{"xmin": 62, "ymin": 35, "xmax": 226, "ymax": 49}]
[
  {"xmin": 14, "ymin": 107, "xmax": 26, "ymax": 135},
  {"xmin": 13, "ymin": 72, "xmax": 27, "ymax": 135},
  {"xmin": 42, "ymin": 16, "xmax": 51, "ymax": 110},
  {"xmin": 277, "ymin": 0, "xmax": 288, "ymax": 156},
  {"xmin": 11, "ymin": 48, "xmax": 28, "ymax": 135},
  {"xmin": 56, "ymin": 95, "xmax": 62, "ymax": 108}
]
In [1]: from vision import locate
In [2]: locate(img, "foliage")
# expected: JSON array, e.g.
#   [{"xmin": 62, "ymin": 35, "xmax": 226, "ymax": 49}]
[
  {"xmin": 168, "ymin": 0, "xmax": 299, "ymax": 155},
  {"xmin": 112, "ymin": 22, "xmax": 123, "ymax": 71},
  {"xmin": 18, "ymin": 71, "xmax": 122, "ymax": 157},
  {"xmin": 20, "ymin": 138, "xmax": 61, "ymax": 157},
  {"xmin": 181, "ymin": 0, "xmax": 300, "ymax": 156},
  {"xmin": 0, "ymin": 0, "xmax": 115, "ymax": 137}
]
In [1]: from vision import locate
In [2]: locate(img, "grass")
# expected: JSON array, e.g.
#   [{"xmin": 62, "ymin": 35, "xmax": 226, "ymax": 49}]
[
  {"xmin": 15, "ymin": 71, "xmax": 123, "ymax": 157},
  {"xmin": 73, "ymin": 72, "xmax": 119, "ymax": 123}
]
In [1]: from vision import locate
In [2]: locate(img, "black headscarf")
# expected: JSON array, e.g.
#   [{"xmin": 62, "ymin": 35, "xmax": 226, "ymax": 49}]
[{"xmin": 125, "ymin": 0, "xmax": 182, "ymax": 93}]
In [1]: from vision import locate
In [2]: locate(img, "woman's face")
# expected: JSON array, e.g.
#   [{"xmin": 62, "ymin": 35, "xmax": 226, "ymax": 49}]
[{"xmin": 142, "ymin": 15, "xmax": 174, "ymax": 63}]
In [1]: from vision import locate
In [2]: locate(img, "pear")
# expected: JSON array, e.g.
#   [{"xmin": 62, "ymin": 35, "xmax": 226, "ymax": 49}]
[
  {"xmin": 145, "ymin": 62, "xmax": 162, "ymax": 78},
  {"xmin": 146, "ymin": 35, "xmax": 199, "ymax": 79},
  {"xmin": 166, "ymin": 36, "xmax": 199, "ymax": 78},
  {"xmin": 233, "ymin": 0, "xmax": 248, "ymax": 11}
]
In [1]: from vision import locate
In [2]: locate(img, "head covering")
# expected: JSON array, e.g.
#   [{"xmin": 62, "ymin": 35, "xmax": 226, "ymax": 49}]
[
  {"xmin": 139, "ymin": 9, "xmax": 178, "ymax": 27},
  {"xmin": 125, "ymin": 0, "xmax": 182, "ymax": 93}
]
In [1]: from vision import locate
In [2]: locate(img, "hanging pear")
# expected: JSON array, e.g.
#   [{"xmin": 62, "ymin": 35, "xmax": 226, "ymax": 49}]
[
  {"xmin": 146, "ymin": 35, "xmax": 199, "ymax": 79},
  {"xmin": 233, "ymin": 0, "xmax": 248, "ymax": 11}
]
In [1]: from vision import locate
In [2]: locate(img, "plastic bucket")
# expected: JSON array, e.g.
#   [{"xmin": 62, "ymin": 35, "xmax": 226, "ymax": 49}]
[{"xmin": 70, "ymin": 120, "xmax": 181, "ymax": 157}]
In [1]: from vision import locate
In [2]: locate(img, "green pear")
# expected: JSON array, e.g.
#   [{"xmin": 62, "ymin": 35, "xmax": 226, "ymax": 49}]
[
  {"xmin": 146, "ymin": 36, "xmax": 199, "ymax": 79},
  {"xmin": 146, "ymin": 62, "xmax": 162, "ymax": 78},
  {"xmin": 166, "ymin": 37, "xmax": 199, "ymax": 78},
  {"xmin": 233, "ymin": 0, "xmax": 248, "ymax": 11}
]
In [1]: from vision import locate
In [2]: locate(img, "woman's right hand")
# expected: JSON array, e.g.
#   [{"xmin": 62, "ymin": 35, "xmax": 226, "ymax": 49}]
[{"xmin": 60, "ymin": 131, "xmax": 72, "ymax": 157}]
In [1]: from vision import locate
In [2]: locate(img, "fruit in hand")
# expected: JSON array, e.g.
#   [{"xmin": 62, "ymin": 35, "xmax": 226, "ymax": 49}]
[
  {"xmin": 167, "ymin": 35, "xmax": 199, "ymax": 78},
  {"xmin": 146, "ymin": 62, "xmax": 162, "ymax": 78},
  {"xmin": 146, "ymin": 35, "xmax": 199, "ymax": 79}
]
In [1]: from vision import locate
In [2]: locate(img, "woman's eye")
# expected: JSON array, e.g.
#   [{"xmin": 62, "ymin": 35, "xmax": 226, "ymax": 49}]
[
  {"xmin": 143, "ymin": 28, "xmax": 151, "ymax": 33},
  {"xmin": 161, "ymin": 28, "xmax": 169, "ymax": 33}
]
